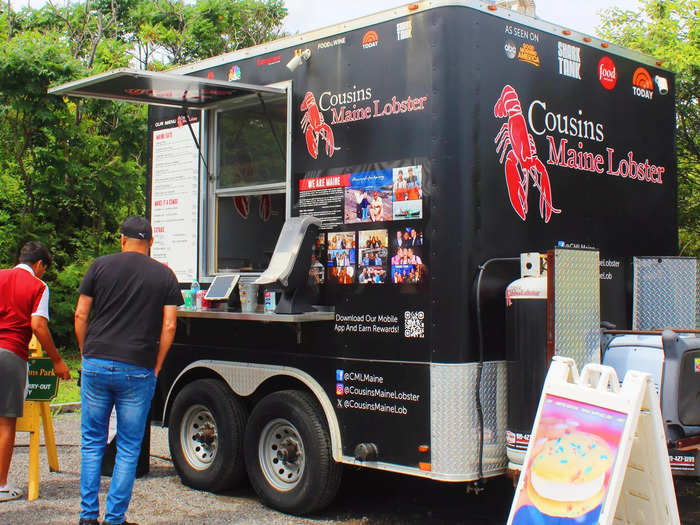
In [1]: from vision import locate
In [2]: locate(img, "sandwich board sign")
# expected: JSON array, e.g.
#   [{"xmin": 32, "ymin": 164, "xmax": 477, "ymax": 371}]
[{"xmin": 507, "ymin": 357, "xmax": 680, "ymax": 525}]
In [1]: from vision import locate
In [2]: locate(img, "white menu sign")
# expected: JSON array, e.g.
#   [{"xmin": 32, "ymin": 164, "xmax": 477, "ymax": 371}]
[{"xmin": 151, "ymin": 123, "xmax": 199, "ymax": 282}]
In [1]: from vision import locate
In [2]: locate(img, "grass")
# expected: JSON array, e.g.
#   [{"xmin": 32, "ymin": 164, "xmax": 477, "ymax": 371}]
[{"xmin": 52, "ymin": 350, "xmax": 82, "ymax": 405}]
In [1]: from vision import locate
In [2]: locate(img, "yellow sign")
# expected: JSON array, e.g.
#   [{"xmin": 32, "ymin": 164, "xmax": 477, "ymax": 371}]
[{"xmin": 518, "ymin": 43, "xmax": 541, "ymax": 67}]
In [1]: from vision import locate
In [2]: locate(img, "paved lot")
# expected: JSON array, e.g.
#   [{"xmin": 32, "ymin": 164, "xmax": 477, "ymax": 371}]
[{"xmin": 2, "ymin": 413, "xmax": 698, "ymax": 525}]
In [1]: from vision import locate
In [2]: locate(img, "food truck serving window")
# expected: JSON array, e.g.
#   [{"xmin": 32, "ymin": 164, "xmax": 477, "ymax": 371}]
[
  {"xmin": 211, "ymin": 91, "xmax": 289, "ymax": 274},
  {"xmin": 47, "ymin": 68, "xmax": 289, "ymax": 282}
]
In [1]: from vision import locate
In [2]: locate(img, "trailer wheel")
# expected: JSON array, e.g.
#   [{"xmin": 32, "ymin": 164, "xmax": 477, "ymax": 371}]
[
  {"xmin": 244, "ymin": 390, "xmax": 342, "ymax": 515},
  {"xmin": 168, "ymin": 378, "xmax": 247, "ymax": 492}
]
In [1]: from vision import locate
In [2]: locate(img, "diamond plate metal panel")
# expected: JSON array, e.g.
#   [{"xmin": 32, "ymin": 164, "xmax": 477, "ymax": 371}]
[
  {"xmin": 553, "ymin": 249, "xmax": 600, "ymax": 369},
  {"xmin": 633, "ymin": 257, "xmax": 700, "ymax": 330},
  {"xmin": 430, "ymin": 361, "xmax": 507, "ymax": 480}
]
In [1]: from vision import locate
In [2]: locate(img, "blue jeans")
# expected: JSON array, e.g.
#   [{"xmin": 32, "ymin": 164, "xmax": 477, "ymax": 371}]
[{"xmin": 80, "ymin": 357, "xmax": 156, "ymax": 524}]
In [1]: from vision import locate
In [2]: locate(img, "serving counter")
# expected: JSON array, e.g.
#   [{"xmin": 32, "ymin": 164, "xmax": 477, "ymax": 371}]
[{"xmin": 176, "ymin": 307, "xmax": 334, "ymax": 323}]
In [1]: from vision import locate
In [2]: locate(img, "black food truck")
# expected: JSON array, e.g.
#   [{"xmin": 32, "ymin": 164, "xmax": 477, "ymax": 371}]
[{"xmin": 50, "ymin": 0, "xmax": 698, "ymax": 515}]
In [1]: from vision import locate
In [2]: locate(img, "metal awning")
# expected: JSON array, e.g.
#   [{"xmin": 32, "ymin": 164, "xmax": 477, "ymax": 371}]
[{"xmin": 48, "ymin": 68, "xmax": 285, "ymax": 109}]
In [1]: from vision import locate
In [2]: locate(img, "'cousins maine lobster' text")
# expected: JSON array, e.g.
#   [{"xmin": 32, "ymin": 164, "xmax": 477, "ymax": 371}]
[
  {"xmin": 527, "ymin": 98, "xmax": 666, "ymax": 183},
  {"xmin": 494, "ymin": 84, "xmax": 667, "ymax": 223},
  {"xmin": 300, "ymin": 86, "xmax": 429, "ymax": 159}
]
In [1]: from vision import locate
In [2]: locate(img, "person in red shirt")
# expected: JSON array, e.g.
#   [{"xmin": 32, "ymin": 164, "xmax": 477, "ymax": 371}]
[{"xmin": 0, "ymin": 241, "xmax": 71, "ymax": 502}]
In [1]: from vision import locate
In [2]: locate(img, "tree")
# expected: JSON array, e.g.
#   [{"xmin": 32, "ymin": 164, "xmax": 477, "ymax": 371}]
[
  {"xmin": 598, "ymin": 0, "xmax": 700, "ymax": 255},
  {"xmin": 0, "ymin": 0, "xmax": 287, "ymax": 348},
  {"xmin": 128, "ymin": 0, "xmax": 286, "ymax": 69},
  {"xmin": 0, "ymin": 30, "xmax": 146, "ymax": 343}
]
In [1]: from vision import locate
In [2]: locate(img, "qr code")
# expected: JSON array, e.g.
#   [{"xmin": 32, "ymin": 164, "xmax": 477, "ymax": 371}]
[{"xmin": 404, "ymin": 310, "xmax": 425, "ymax": 338}]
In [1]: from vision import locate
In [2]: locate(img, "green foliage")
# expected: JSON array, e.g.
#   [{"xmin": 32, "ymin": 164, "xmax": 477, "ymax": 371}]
[
  {"xmin": 0, "ymin": 0, "xmax": 286, "ymax": 350},
  {"xmin": 48, "ymin": 260, "xmax": 95, "ymax": 347},
  {"xmin": 128, "ymin": 0, "xmax": 286, "ymax": 68},
  {"xmin": 598, "ymin": 0, "xmax": 700, "ymax": 255}
]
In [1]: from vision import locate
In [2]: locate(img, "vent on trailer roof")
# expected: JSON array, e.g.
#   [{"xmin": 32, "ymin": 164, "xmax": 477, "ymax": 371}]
[{"xmin": 493, "ymin": 0, "xmax": 536, "ymax": 17}]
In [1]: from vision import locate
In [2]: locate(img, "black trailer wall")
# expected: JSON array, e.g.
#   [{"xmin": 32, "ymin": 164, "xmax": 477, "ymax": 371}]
[
  {"xmin": 164, "ymin": 4, "xmax": 676, "ymax": 363},
  {"xmin": 152, "ymin": 2, "xmax": 676, "ymax": 472}
]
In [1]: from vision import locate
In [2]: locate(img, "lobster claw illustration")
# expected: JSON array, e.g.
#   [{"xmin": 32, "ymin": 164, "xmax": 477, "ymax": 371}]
[
  {"xmin": 494, "ymin": 85, "xmax": 561, "ymax": 223},
  {"xmin": 300, "ymin": 92, "xmax": 339, "ymax": 159},
  {"xmin": 258, "ymin": 194, "xmax": 271, "ymax": 222},
  {"xmin": 234, "ymin": 195, "xmax": 250, "ymax": 219},
  {"xmin": 503, "ymin": 149, "xmax": 529, "ymax": 221},
  {"xmin": 531, "ymin": 157, "xmax": 557, "ymax": 223}
]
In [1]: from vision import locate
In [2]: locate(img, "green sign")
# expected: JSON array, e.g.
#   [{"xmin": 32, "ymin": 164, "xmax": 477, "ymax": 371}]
[{"xmin": 27, "ymin": 357, "xmax": 59, "ymax": 401}]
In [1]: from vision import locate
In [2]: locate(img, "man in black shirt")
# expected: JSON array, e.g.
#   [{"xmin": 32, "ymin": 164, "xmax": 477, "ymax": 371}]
[{"xmin": 74, "ymin": 217, "xmax": 182, "ymax": 525}]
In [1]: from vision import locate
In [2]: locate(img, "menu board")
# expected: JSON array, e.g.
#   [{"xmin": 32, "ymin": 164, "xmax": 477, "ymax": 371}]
[{"xmin": 151, "ymin": 123, "xmax": 199, "ymax": 282}]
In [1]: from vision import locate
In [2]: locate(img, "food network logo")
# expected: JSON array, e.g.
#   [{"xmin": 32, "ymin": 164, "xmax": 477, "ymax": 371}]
[{"xmin": 598, "ymin": 57, "xmax": 617, "ymax": 90}]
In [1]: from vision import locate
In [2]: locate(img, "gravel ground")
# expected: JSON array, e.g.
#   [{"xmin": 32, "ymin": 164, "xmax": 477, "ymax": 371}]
[
  {"xmin": 3, "ymin": 413, "xmax": 336, "ymax": 525},
  {"xmin": 2, "ymin": 412, "xmax": 698, "ymax": 525}
]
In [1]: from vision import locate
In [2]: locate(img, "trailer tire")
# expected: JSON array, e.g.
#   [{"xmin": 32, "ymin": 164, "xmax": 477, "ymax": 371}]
[
  {"xmin": 168, "ymin": 378, "xmax": 247, "ymax": 492},
  {"xmin": 244, "ymin": 390, "xmax": 342, "ymax": 515}
]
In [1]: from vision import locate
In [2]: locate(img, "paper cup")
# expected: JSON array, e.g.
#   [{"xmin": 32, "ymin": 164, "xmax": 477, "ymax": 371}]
[
  {"xmin": 183, "ymin": 290, "xmax": 195, "ymax": 309},
  {"xmin": 239, "ymin": 283, "xmax": 258, "ymax": 313}
]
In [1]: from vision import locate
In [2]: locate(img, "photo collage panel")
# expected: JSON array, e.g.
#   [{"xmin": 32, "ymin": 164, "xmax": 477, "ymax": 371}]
[
  {"xmin": 390, "ymin": 227, "xmax": 425, "ymax": 284},
  {"xmin": 358, "ymin": 229, "xmax": 388, "ymax": 284},
  {"xmin": 344, "ymin": 170, "xmax": 393, "ymax": 224},
  {"xmin": 327, "ymin": 231, "xmax": 356, "ymax": 284},
  {"xmin": 392, "ymin": 165, "xmax": 423, "ymax": 220},
  {"xmin": 310, "ymin": 232, "xmax": 326, "ymax": 284}
]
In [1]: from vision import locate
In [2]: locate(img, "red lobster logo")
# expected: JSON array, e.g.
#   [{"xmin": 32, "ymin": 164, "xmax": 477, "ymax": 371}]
[
  {"xmin": 494, "ymin": 85, "xmax": 560, "ymax": 223},
  {"xmin": 300, "ymin": 92, "xmax": 339, "ymax": 159}
]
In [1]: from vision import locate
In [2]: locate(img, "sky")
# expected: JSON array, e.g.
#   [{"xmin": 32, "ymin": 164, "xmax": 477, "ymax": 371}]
[
  {"xmin": 11, "ymin": 0, "xmax": 642, "ymax": 37},
  {"xmin": 282, "ymin": 1, "xmax": 641, "ymax": 37}
]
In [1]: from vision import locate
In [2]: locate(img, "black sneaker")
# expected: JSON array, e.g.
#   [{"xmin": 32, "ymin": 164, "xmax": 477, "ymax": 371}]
[
  {"xmin": 78, "ymin": 519, "xmax": 99, "ymax": 525},
  {"xmin": 103, "ymin": 521, "xmax": 138, "ymax": 525}
]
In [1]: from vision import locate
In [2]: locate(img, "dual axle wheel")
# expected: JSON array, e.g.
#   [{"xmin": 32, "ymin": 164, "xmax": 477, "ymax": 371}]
[{"xmin": 168, "ymin": 379, "xmax": 341, "ymax": 515}]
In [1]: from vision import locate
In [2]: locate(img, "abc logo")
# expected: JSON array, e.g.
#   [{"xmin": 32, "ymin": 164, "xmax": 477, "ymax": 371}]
[{"xmin": 504, "ymin": 40, "xmax": 517, "ymax": 60}]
